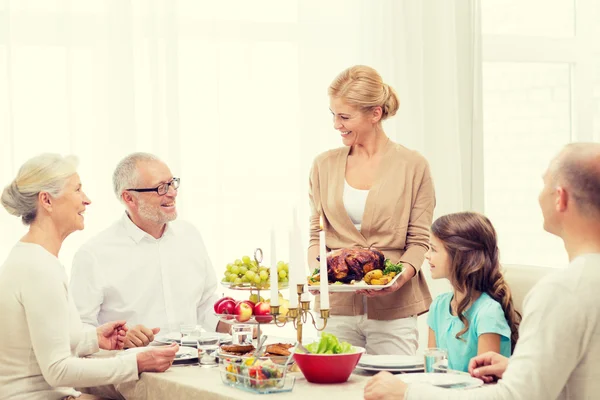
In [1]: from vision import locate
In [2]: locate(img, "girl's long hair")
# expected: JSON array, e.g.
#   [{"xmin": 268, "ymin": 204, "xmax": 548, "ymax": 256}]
[{"xmin": 431, "ymin": 212, "xmax": 521, "ymax": 351}]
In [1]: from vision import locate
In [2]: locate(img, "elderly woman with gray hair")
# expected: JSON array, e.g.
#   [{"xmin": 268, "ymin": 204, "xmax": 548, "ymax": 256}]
[{"xmin": 0, "ymin": 154, "xmax": 178, "ymax": 400}]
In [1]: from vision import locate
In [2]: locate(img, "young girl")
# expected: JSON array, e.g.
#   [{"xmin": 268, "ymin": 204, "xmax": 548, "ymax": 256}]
[{"xmin": 426, "ymin": 212, "xmax": 521, "ymax": 372}]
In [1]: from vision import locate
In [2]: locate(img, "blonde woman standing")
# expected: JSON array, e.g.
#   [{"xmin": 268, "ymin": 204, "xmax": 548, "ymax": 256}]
[
  {"xmin": 308, "ymin": 65, "xmax": 435, "ymax": 355},
  {"xmin": 0, "ymin": 154, "xmax": 177, "ymax": 400}
]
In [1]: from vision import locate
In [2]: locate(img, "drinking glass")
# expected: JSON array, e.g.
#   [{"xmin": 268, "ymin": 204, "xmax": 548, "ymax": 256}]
[
  {"xmin": 231, "ymin": 324, "xmax": 253, "ymax": 345},
  {"xmin": 424, "ymin": 348, "xmax": 448, "ymax": 373},
  {"xmin": 197, "ymin": 334, "xmax": 220, "ymax": 368},
  {"xmin": 180, "ymin": 323, "xmax": 196, "ymax": 339}
]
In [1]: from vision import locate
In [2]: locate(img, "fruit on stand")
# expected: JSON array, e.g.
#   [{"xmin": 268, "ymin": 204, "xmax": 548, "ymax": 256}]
[
  {"xmin": 248, "ymin": 293, "xmax": 265, "ymax": 304},
  {"xmin": 266, "ymin": 294, "xmax": 289, "ymax": 322},
  {"xmin": 223, "ymin": 256, "xmax": 290, "ymax": 288},
  {"xmin": 253, "ymin": 302, "xmax": 273, "ymax": 323},
  {"xmin": 234, "ymin": 301, "xmax": 254, "ymax": 322},
  {"xmin": 239, "ymin": 299, "xmax": 255, "ymax": 309},
  {"xmin": 216, "ymin": 298, "xmax": 236, "ymax": 316},
  {"xmin": 214, "ymin": 296, "xmax": 234, "ymax": 313}
]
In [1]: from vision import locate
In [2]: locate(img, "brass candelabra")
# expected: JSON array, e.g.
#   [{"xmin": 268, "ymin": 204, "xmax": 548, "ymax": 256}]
[{"xmin": 270, "ymin": 283, "xmax": 329, "ymax": 345}]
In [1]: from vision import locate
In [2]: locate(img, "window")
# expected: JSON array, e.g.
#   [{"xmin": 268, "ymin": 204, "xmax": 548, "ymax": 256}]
[{"xmin": 480, "ymin": 0, "xmax": 600, "ymax": 268}]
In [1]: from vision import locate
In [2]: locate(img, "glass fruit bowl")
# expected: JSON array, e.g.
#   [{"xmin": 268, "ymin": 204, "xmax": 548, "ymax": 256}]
[{"xmin": 220, "ymin": 357, "xmax": 295, "ymax": 394}]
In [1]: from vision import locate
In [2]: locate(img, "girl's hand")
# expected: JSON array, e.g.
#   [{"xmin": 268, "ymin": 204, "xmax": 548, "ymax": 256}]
[{"xmin": 357, "ymin": 265, "xmax": 416, "ymax": 297}]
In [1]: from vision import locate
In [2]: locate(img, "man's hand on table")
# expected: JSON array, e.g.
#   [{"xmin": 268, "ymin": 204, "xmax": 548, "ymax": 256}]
[
  {"xmin": 364, "ymin": 371, "xmax": 407, "ymax": 400},
  {"xmin": 97, "ymin": 320, "xmax": 128, "ymax": 350},
  {"xmin": 124, "ymin": 324, "xmax": 161, "ymax": 348},
  {"xmin": 469, "ymin": 351, "xmax": 509, "ymax": 383},
  {"xmin": 136, "ymin": 343, "xmax": 179, "ymax": 373}
]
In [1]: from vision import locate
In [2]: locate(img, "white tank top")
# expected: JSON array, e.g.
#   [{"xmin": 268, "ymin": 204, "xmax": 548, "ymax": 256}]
[{"xmin": 343, "ymin": 180, "xmax": 369, "ymax": 231}]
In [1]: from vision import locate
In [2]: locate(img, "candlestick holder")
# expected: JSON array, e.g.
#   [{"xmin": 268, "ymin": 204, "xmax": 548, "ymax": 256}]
[{"xmin": 270, "ymin": 283, "xmax": 329, "ymax": 345}]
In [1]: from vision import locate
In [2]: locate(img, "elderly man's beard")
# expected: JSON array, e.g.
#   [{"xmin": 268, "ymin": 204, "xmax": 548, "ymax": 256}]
[{"xmin": 137, "ymin": 198, "xmax": 177, "ymax": 225}]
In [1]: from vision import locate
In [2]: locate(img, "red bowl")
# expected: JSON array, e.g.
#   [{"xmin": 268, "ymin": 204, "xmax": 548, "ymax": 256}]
[{"xmin": 293, "ymin": 346, "xmax": 365, "ymax": 384}]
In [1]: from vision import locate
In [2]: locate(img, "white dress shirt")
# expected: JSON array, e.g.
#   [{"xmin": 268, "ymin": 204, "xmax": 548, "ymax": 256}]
[
  {"xmin": 406, "ymin": 253, "xmax": 600, "ymax": 400},
  {"xmin": 0, "ymin": 242, "xmax": 138, "ymax": 400},
  {"xmin": 70, "ymin": 214, "xmax": 220, "ymax": 333}
]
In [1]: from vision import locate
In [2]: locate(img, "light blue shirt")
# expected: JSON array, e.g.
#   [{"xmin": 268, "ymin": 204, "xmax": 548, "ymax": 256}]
[{"xmin": 427, "ymin": 292, "xmax": 511, "ymax": 372}]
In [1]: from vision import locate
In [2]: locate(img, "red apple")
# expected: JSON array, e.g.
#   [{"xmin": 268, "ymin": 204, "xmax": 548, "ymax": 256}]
[
  {"xmin": 234, "ymin": 301, "xmax": 253, "ymax": 322},
  {"xmin": 216, "ymin": 299, "xmax": 236, "ymax": 316},
  {"xmin": 214, "ymin": 297, "xmax": 234, "ymax": 313},
  {"xmin": 253, "ymin": 302, "xmax": 273, "ymax": 323},
  {"xmin": 238, "ymin": 300, "xmax": 255, "ymax": 310}
]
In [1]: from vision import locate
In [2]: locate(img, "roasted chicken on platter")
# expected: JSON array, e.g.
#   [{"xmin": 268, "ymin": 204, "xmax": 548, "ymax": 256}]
[{"xmin": 325, "ymin": 248, "xmax": 385, "ymax": 283}]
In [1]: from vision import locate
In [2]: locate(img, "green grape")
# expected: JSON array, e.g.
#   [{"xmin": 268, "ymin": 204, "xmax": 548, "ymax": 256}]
[
  {"xmin": 250, "ymin": 267, "xmax": 258, "ymax": 273},
  {"xmin": 234, "ymin": 259, "xmax": 243, "ymax": 266},
  {"xmin": 282, "ymin": 263, "xmax": 289, "ymax": 272},
  {"xmin": 221, "ymin": 277, "xmax": 227, "ymax": 282},
  {"xmin": 230, "ymin": 265, "xmax": 240, "ymax": 275},
  {"xmin": 245, "ymin": 270, "xmax": 256, "ymax": 280},
  {"xmin": 241, "ymin": 275, "xmax": 250, "ymax": 283},
  {"xmin": 280, "ymin": 276, "xmax": 289, "ymax": 283},
  {"xmin": 242, "ymin": 255, "xmax": 251, "ymax": 264},
  {"xmin": 259, "ymin": 270, "xmax": 269, "ymax": 280},
  {"xmin": 277, "ymin": 261, "xmax": 285, "ymax": 267},
  {"xmin": 250, "ymin": 260, "xmax": 258, "ymax": 267},
  {"xmin": 239, "ymin": 266, "xmax": 248, "ymax": 275},
  {"xmin": 224, "ymin": 270, "xmax": 230, "ymax": 277},
  {"xmin": 228, "ymin": 273, "xmax": 238, "ymax": 282},
  {"xmin": 253, "ymin": 275, "xmax": 261, "ymax": 284},
  {"xmin": 277, "ymin": 264, "xmax": 284, "ymax": 272},
  {"xmin": 234, "ymin": 277, "xmax": 243, "ymax": 285},
  {"xmin": 278, "ymin": 270, "xmax": 287, "ymax": 279},
  {"xmin": 226, "ymin": 264, "xmax": 233, "ymax": 272}
]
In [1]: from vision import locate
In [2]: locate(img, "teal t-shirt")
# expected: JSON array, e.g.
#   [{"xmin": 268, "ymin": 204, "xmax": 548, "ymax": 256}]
[{"xmin": 427, "ymin": 292, "xmax": 512, "ymax": 372}]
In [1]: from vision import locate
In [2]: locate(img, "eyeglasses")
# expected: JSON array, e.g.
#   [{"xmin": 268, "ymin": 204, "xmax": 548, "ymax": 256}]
[{"xmin": 127, "ymin": 177, "xmax": 180, "ymax": 196}]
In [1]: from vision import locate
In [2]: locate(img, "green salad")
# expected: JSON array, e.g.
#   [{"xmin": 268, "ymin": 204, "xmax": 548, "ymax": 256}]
[{"xmin": 304, "ymin": 333, "xmax": 355, "ymax": 354}]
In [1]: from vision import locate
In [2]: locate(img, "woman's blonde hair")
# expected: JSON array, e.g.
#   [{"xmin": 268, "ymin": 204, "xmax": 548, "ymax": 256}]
[
  {"xmin": 328, "ymin": 65, "xmax": 399, "ymax": 120},
  {"xmin": 431, "ymin": 212, "xmax": 521, "ymax": 352},
  {"xmin": 1, "ymin": 153, "xmax": 78, "ymax": 225}
]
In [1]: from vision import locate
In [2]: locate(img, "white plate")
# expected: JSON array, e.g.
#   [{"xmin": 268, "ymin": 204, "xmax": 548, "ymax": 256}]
[
  {"xmin": 313, "ymin": 271, "xmax": 402, "ymax": 293},
  {"xmin": 359, "ymin": 355, "xmax": 424, "ymax": 369},
  {"xmin": 154, "ymin": 332, "xmax": 232, "ymax": 345},
  {"xmin": 398, "ymin": 373, "xmax": 483, "ymax": 389},
  {"xmin": 356, "ymin": 365, "xmax": 424, "ymax": 373},
  {"xmin": 118, "ymin": 346, "xmax": 198, "ymax": 361}
]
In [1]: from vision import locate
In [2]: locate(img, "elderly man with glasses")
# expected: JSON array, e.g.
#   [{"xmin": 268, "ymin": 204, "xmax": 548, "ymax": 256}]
[{"xmin": 70, "ymin": 152, "xmax": 225, "ymax": 348}]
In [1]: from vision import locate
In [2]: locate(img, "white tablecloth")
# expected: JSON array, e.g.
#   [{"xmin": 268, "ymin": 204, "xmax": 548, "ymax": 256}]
[{"xmin": 115, "ymin": 364, "xmax": 370, "ymax": 400}]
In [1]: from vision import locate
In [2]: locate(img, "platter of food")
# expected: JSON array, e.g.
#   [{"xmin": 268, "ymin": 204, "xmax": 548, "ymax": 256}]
[
  {"xmin": 217, "ymin": 342, "xmax": 295, "ymax": 365},
  {"xmin": 307, "ymin": 248, "xmax": 404, "ymax": 292}
]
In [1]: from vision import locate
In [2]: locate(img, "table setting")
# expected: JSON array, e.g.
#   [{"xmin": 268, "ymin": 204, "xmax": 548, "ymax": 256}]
[{"xmin": 99, "ymin": 214, "xmax": 485, "ymax": 398}]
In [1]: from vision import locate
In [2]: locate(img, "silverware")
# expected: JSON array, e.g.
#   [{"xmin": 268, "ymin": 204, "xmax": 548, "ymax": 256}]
[
  {"xmin": 435, "ymin": 382, "xmax": 471, "ymax": 389},
  {"xmin": 284, "ymin": 342, "xmax": 298, "ymax": 366},
  {"xmin": 251, "ymin": 335, "xmax": 269, "ymax": 366},
  {"xmin": 296, "ymin": 342, "xmax": 311, "ymax": 354}
]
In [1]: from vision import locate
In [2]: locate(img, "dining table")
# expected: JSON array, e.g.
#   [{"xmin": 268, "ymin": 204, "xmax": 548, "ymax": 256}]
[{"xmin": 114, "ymin": 363, "xmax": 372, "ymax": 400}]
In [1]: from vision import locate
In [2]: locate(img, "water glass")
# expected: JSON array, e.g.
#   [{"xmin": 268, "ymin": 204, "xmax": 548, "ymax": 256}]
[
  {"xmin": 231, "ymin": 324, "xmax": 253, "ymax": 345},
  {"xmin": 180, "ymin": 323, "xmax": 196, "ymax": 339},
  {"xmin": 197, "ymin": 334, "xmax": 220, "ymax": 368},
  {"xmin": 424, "ymin": 348, "xmax": 448, "ymax": 373}
]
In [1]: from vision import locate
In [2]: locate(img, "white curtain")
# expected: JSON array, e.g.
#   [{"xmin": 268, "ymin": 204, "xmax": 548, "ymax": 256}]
[{"xmin": 0, "ymin": 0, "xmax": 480, "ymax": 284}]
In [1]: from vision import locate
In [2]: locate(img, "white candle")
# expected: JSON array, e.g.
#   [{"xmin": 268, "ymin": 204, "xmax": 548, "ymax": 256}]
[
  {"xmin": 288, "ymin": 230, "xmax": 298, "ymax": 309},
  {"xmin": 295, "ymin": 209, "xmax": 310, "ymax": 302},
  {"xmin": 319, "ymin": 215, "xmax": 330, "ymax": 309},
  {"xmin": 270, "ymin": 228, "xmax": 279, "ymax": 307}
]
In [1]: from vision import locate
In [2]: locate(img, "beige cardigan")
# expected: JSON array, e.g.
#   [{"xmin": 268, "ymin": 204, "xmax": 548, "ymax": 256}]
[{"xmin": 308, "ymin": 141, "xmax": 435, "ymax": 320}]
